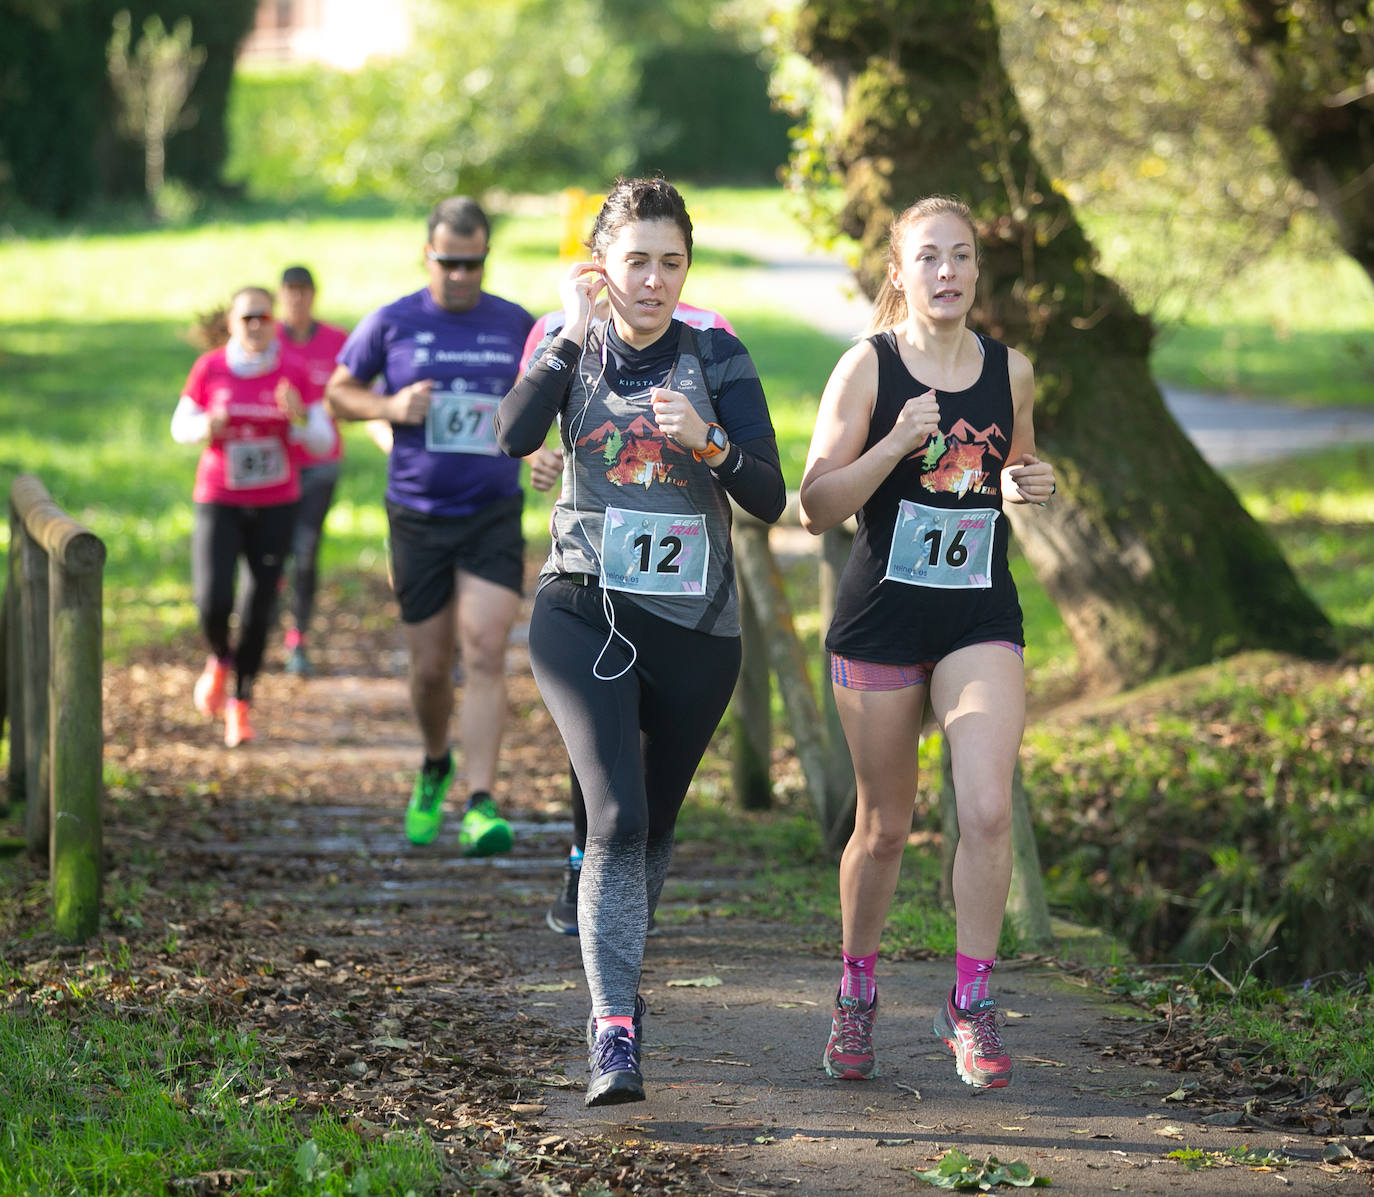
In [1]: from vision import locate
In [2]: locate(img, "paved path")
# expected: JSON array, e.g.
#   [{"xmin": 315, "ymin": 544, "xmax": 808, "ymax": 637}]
[{"xmin": 695, "ymin": 221, "xmax": 1374, "ymax": 467}]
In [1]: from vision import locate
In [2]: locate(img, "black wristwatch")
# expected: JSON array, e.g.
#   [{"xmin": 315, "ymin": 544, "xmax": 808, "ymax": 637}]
[{"xmin": 694, "ymin": 422, "xmax": 729, "ymax": 462}]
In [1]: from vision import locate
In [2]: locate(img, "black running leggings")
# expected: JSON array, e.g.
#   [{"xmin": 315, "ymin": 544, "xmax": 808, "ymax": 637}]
[
  {"xmin": 528, "ymin": 578, "xmax": 741, "ymax": 1018},
  {"xmin": 192, "ymin": 501, "xmax": 296, "ymax": 701},
  {"xmin": 288, "ymin": 461, "xmax": 339, "ymax": 637}
]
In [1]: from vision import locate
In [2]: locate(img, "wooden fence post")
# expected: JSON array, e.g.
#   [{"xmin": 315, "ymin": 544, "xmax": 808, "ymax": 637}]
[
  {"xmin": 9, "ymin": 474, "xmax": 106, "ymax": 943},
  {"xmin": 1007, "ymin": 766, "xmax": 1054, "ymax": 950},
  {"xmin": 732, "ymin": 520, "xmax": 853, "ymax": 851},
  {"xmin": 0, "ymin": 584, "xmax": 11, "ymax": 815},
  {"xmin": 818, "ymin": 526, "xmax": 856, "ymax": 824},
  {"xmin": 48, "ymin": 523, "xmax": 105, "ymax": 943},
  {"xmin": 19, "ymin": 517, "xmax": 51, "ymax": 858},
  {"xmin": 939, "ymin": 738, "xmax": 1054, "ymax": 951},
  {"xmin": 4, "ymin": 510, "xmax": 24, "ymax": 808},
  {"xmin": 729, "ymin": 570, "xmax": 773, "ymax": 810}
]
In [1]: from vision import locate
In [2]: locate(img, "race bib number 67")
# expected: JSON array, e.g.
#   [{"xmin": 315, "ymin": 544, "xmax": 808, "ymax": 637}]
[
  {"xmin": 884, "ymin": 500, "xmax": 998, "ymax": 589},
  {"xmin": 425, "ymin": 391, "xmax": 500, "ymax": 455}
]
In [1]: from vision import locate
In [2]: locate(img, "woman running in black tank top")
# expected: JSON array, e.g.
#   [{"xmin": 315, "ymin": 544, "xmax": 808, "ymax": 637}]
[{"xmin": 799, "ymin": 196, "xmax": 1056, "ymax": 1091}]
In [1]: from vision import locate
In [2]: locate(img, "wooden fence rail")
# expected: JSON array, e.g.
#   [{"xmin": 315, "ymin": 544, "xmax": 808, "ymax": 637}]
[
  {"xmin": 731, "ymin": 495, "xmax": 1054, "ymax": 950},
  {"xmin": 4, "ymin": 474, "xmax": 106, "ymax": 943}
]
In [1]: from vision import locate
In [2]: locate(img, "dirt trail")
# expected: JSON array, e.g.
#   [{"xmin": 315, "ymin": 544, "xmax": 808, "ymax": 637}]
[{"xmin": 59, "ymin": 577, "xmax": 1364, "ymax": 1195}]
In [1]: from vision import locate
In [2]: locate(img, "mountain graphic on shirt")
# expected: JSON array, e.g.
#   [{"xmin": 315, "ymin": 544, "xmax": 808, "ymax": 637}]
[
  {"xmin": 577, "ymin": 415, "xmax": 688, "ymax": 489},
  {"xmin": 917, "ymin": 419, "xmax": 1007, "ymax": 498}
]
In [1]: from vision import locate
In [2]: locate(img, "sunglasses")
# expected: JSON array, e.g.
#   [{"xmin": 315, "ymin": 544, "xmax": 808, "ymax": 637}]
[
  {"xmin": 427, "ymin": 250, "xmax": 487, "ymax": 273},
  {"xmin": 238, "ymin": 311, "xmax": 273, "ymax": 324}
]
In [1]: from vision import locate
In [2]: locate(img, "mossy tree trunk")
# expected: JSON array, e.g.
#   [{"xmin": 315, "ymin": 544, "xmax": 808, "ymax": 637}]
[
  {"xmin": 795, "ymin": 0, "xmax": 1331, "ymax": 689},
  {"xmin": 1234, "ymin": 0, "xmax": 1374, "ymax": 285}
]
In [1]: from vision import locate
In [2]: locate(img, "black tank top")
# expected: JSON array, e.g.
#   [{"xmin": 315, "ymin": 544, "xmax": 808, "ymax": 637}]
[{"xmin": 825, "ymin": 330, "xmax": 1024, "ymax": 664}]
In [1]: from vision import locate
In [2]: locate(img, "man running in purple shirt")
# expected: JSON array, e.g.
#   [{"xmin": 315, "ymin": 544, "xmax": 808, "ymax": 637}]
[{"xmin": 326, "ymin": 196, "xmax": 533, "ymax": 855}]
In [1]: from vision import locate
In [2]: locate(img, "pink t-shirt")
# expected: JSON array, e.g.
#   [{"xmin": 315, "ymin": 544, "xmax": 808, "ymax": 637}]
[
  {"xmin": 518, "ymin": 301, "xmax": 736, "ymax": 372},
  {"xmin": 279, "ymin": 320, "xmax": 349, "ymax": 466},
  {"xmin": 181, "ymin": 347, "xmax": 315, "ymax": 506}
]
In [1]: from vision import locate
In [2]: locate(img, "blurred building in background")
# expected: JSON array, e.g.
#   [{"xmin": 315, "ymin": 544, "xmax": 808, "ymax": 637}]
[{"xmin": 238, "ymin": 0, "xmax": 411, "ymax": 68}]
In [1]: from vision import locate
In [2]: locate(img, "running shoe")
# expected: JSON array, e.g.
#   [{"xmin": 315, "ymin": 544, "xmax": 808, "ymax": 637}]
[
  {"xmin": 934, "ymin": 989, "xmax": 1012, "ymax": 1089},
  {"xmin": 585, "ymin": 1025, "xmax": 644, "ymax": 1107},
  {"xmin": 193, "ymin": 658, "xmax": 229, "ymax": 718},
  {"xmin": 405, "ymin": 758, "xmax": 453, "ymax": 845},
  {"xmin": 546, "ymin": 854, "xmax": 581, "ymax": 934},
  {"xmin": 284, "ymin": 645, "xmax": 313, "ymax": 676},
  {"xmin": 585, "ymin": 995, "xmax": 647, "ymax": 1063},
  {"xmin": 458, "ymin": 793, "xmax": 513, "ymax": 857},
  {"xmin": 823, "ymin": 990, "xmax": 879, "ymax": 1079},
  {"xmin": 223, "ymin": 698, "xmax": 255, "ymax": 748}
]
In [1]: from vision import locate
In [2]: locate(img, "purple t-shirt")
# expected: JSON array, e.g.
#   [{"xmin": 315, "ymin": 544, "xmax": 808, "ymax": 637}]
[{"xmin": 338, "ymin": 287, "xmax": 534, "ymax": 517}]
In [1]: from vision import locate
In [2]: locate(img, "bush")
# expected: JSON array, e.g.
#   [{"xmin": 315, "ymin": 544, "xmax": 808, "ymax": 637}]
[
  {"xmin": 226, "ymin": 0, "xmax": 644, "ymax": 205},
  {"xmin": 1022, "ymin": 662, "xmax": 1374, "ymax": 983}
]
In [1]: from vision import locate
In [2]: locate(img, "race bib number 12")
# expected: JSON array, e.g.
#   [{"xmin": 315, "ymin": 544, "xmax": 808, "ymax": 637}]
[
  {"xmin": 599, "ymin": 507, "xmax": 709, "ymax": 597},
  {"xmin": 885, "ymin": 500, "xmax": 998, "ymax": 589}
]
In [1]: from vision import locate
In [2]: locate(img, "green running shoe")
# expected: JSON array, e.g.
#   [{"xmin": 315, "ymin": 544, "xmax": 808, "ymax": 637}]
[
  {"xmin": 406, "ymin": 757, "xmax": 453, "ymax": 845},
  {"xmin": 459, "ymin": 792, "xmax": 513, "ymax": 857}
]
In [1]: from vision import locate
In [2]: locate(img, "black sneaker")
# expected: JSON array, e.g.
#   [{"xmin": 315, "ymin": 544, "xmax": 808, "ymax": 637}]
[
  {"xmin": 546, "ymin": 857, "xmax": 580, "ymax": 935},
  {"xmin": 546, "ymin": 858, "xmax": 659, "ymax": 937},
  {"xmin": 585, "ymin": 1025, "xmax": 645, "ymax": 1107}
]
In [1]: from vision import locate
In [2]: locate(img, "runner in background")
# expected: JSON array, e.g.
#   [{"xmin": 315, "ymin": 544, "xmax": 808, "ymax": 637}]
[
  {"xmin": 172, "ymin": 285, "xmax": 334, "ymax": 747},
  {"xmin": 325, "ymin": 197, "xmax": 531, "ymax": 857},
  {"xmin": 276, "ymin": 265, "xmax": 349, "ymax": 676}
]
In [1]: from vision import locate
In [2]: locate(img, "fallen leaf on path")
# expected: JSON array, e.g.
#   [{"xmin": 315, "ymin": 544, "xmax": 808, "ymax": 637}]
[
  {"xmin": 518, "ymin": 980, "xmax": 576, "ymax": 993},
  {"xmin": 668, "ymin": 976, "xmax": 722, "ymax": 988},
  {"xmin": 509, "ymin": 1103, "xmax": 547, "ymax": 1117},
  {"xmin": 1154, "ymin": 1125, "xmax": 1186, "ymax": 1139}
]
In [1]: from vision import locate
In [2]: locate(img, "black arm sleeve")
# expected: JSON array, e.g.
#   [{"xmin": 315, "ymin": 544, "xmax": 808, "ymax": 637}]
[
  {"xmin": 495, "ymin": 336, "xmax": 579, "ymax": 457},
  {"xmin": 712, "ymin": 434, "xmax": 786, "ymax": 524}
]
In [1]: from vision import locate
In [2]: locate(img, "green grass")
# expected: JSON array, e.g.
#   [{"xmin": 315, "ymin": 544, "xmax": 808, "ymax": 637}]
[
  {"xmin": 1216, "ymin": 972, "xmax": 1374, "ymax": 1103},
  {"xmin": 1225, "ymin": 443, "xmax": 1374, "ymax": 632},
  {"xmin": 0, "ymin": 1003, "xmax": 440, "ymax": 1195}
]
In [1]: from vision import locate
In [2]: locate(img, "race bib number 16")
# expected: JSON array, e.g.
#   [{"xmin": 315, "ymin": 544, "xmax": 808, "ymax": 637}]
[
  {"xmin": 885, "ymin": 500, "xmax": 998, "ymax": 589},
  {"xmin": 599, "ymin": 507, "xmax": 709, "ymax": 597}
]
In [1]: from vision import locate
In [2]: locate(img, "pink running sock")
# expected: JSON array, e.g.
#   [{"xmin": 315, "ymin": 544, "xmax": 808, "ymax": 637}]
[
  {"xmin": 840, "ymin": 950, "xmax": 878, "ymax": 1005},
  {"xmin": 954, "ymin": 952, "xmax": 996, "ymax": 1009},
  {"xmin": 594, "ymin": 1015, "xmax": 636, "ymax": 1039}
]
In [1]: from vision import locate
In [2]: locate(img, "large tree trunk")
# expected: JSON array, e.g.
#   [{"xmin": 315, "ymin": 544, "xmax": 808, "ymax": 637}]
[
  {"xmin": 794, "ymin": 0, "xmax": 1331, "ymax": 689},
  {"xmin": 1234, "ymin": 0, "xmax": 1374, "ymax": 285}
]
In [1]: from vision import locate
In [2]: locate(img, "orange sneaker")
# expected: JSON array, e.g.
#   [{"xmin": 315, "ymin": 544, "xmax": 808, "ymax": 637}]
[
  {"xmin": 193, "ymin": 658, "xmax": 229, "ymax": 718},
  {"xmin": 224, "ymin": 698, "xmax": 255, "ymax": 748}
]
